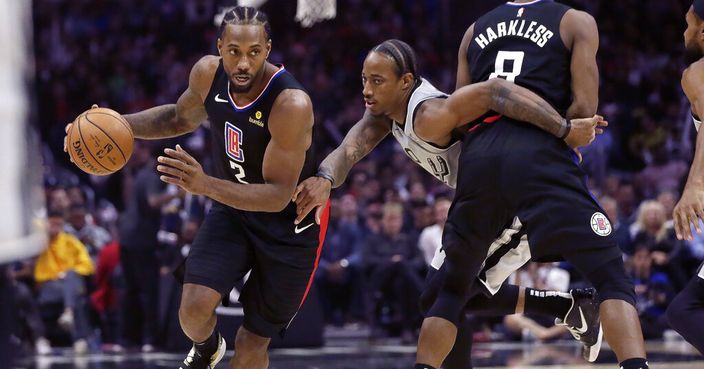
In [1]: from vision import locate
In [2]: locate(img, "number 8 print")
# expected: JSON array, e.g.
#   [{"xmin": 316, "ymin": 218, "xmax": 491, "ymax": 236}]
[{"xmin": 489, "ymin": 50, "xmax": 525, "ymax": 82}]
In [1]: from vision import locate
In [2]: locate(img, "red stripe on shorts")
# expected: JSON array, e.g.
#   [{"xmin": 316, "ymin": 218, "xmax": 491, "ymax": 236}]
[{"xmin": 298, "ymin": 200, "xmax": 331, "ymax": 307}]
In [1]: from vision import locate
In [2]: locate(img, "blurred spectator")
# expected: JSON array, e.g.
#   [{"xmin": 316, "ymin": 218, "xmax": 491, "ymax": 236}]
[
  {"xmin": 627, "ymin": 245, "xmax": 673, "ymax": 339},
  {"xmin": 600, "ymin": 196, "xmax": 633, "ymax": 255},
  {"xmin": 316, "ymin": 194, "xmax": 366, "ymax": 326},
  {"xmin": 89, "ymin": 240, "xmax": 121, "ymax": 353},
  {"xmin": 117, "ymin": 142, "xmax": 179, "ymax": 352},
  {"xmin": 656, "ymin": 190, "xmax": 678, "ymax": 228},
  {"xmin": 65, "ymin": 203, "xmax": 112, "ymax": 259},
  {"xmin": 34, "ymin": 210, "xmax": 94, "ymax": 354},
  {"xmin": 47, "ymin": 187, "xmax": 71, "ymax": 215},
  {"xmin": 636, "ymin": 147, "xmax": 688, "ymax": 199},
  {"xmin": 363, "ymin": 202, "xmax": 424, "ymax": 342},
  {"xmin": 6, "ymin": 266, "xmax": 51, "ymax": 355},
  {"xmin": 418, "ymin": 198, "xmax": 451, "ymax": 267},
  {"xmin": 631, "ymin": 201, "xmax": 687, "ymax": 291}
]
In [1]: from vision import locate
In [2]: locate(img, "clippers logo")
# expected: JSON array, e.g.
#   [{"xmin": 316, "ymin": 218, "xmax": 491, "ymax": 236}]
[
  {"xmin": 225, "ymin": 122, "xmax": 244, "ymax": 163},
  {"xmin": 590, "ymin": 212, "xmax": 612, "ymax": 236}
]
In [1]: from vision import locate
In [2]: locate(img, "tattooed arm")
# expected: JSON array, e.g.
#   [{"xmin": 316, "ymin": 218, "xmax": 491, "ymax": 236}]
[
  {"xmin": 415, "ymin": 78, "xmax": 605, "ymax": 148},
  {"xmin": 123, "ymin": 55, "xmax": 217, "ymax": 139},
  {"xmin": 317, "ymin": 110, "xmax": 391, "ymax": 188},
  {"xmin": 292, "ymin": 110, "xmax": 390, "ymax": 224}
]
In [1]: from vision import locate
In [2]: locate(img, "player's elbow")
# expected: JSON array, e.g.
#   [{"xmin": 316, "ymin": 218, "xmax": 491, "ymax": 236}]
[
  {"xmin": 268, "ymin": 190, "xmax": 294, "ymax": 212},
  {"xmin": 175, "ymin": 117, "xmax": 200, "ymax": 134},
  {"xmin": 567, "ymin": 100, "xmax": 597, "ymax": 119}
]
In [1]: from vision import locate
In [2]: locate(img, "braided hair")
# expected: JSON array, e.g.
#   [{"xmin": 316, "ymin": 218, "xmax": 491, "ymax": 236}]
[
  {"xmin": 370, "ymin": 39, "xmax": 418, "ymax": 79},
  {"xmin": 219, "ymin": 6, "xmax": 272, "ymax": 40}
]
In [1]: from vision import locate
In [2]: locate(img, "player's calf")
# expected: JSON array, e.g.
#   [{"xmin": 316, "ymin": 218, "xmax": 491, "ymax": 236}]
[
  {"xmin": 179, "ymin": 283, "xmax": 222, "ymax": 342},
  {"xmin": 230, "ymin": 326, "xmax": 271, "ymax": 369}
]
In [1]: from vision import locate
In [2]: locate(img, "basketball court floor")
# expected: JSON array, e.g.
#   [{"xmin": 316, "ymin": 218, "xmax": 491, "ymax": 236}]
[{"xmin": 14, "ymin": 339, "xmax": 704, "ymax": 369}]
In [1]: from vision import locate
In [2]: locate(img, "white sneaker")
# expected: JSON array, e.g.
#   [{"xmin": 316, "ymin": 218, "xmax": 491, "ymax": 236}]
[
  {"xmin": 35, "ymin": 337, "xmax": 52, "ymax": 355},
  {"xmin": 73, "ymin": 339, "xmax": 89, "ymax": 355},
  {"xmin": 58, "ymin": 310, "xmax": 74, "ymax": 331},
  {"xmin": 103, "ymin": 344, "xmax": 125, "ymax": 355},
  {"xmin": 181, "ymin": 333, "xmax": 226, "ymax": 369},
  {"xmin": 141, "ymin": 344, "xmax": 155, "ymax": 353}
]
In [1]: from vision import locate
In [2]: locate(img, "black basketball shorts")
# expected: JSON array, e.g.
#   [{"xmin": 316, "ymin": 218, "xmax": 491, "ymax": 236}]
[
  {"xmin": 439, "ymin": 121, "xmax": 622, "ymax": 298},
  {"xmin": 182, "ymin": 202, "xmax": 329, "ymax": 338}
]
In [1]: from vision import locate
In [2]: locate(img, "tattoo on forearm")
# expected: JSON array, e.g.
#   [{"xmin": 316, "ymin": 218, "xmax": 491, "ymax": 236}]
[
  {"xmin": 491, "ymin": 84, "xmax": 564, "ymax": 137},
  {"xmin": 319, "ymin": 124, "xmax": 385, "ymax": 188},
  {"xmin": 124, "ymin": 104, "xmax": 184, "ymax": 139}
]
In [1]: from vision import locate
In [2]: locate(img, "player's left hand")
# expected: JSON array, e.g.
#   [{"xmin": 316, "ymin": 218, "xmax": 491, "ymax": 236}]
[
  {"xmin": 157, "ymin": 144, "xmax": 210, "ymax": 196},
  {"xmin": 673, "ymin": 184, "xmax": 704, "ymax": 241},
  {"xmin": 564, "ymin": 115, "xmax": 608, "ymax": 148}
]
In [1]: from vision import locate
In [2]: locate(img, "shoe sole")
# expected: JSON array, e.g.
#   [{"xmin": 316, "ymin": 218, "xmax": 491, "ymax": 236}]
[
  {"xmin": 210, "ymin": 336, "xmax": 227, "ymax": 369},
  {"xmin": 584, "ymin": 322, "xmax": 603, "ymax": 362}
]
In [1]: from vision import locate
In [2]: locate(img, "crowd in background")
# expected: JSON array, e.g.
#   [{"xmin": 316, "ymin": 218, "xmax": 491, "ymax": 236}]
[{"xmin": 17, "ymin": 0, "xmax": 701, "ymax": 354}]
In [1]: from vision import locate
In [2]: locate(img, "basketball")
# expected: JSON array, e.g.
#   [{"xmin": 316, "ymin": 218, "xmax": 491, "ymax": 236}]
[{"xmin": 67, "ymin": 107, "xmax": 134, "ymax": 176}]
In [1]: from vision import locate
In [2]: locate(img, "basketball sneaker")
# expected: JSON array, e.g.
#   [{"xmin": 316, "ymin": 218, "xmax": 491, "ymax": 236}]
[
  {"xmin": 180, "ymin": 333, "xmax": 226, "ymax": 369},
  {"xmin": 555, "ymin": 288, "xmax": 603, "ymax": 362}
]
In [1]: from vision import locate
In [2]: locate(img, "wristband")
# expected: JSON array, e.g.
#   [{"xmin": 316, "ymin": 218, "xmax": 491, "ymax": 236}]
[
  {"xmin": 558, "ymin": 118, "xmax": 571, "ymax": 140},
  {"xmin": 316, "ymin": 170, "xmax": 334, "ymax": 186}
]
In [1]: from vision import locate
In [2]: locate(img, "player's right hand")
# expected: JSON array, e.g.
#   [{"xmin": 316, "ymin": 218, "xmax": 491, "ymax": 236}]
[
  {"xmin": 292, "ymin": 176, "xmax": 332, "ymax": 225},
  {"xmin": 673, "ymin": 184, "xmax": 704, "ymax": 241},
  {"xmin": 564, "ymin": 114, "xmax": 608, "ymax": 148},
  {"xmin": 64, "ymin": 104, "xmax": 99, "ymax": 162}
]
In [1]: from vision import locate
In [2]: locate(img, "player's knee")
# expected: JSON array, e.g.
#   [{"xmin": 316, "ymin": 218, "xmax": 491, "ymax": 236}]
[
  {"xmin": 426, "ymin": 290, "xmax": 465, "ymax": 326},
  {"xmin": 179, "ymin": 285, "xmax": 219, "ymax": 324},
  {"xmin": 586, "ymin": 257, "xmax": 636, "ymax": 306},
  {"xmin": 235, "ymin": 327, "xmax": 270, "ymax": 353}
]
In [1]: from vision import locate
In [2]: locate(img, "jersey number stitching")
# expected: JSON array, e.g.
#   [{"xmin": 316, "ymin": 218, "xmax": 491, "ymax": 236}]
[{"xmin": 489, "ymin": 50, "xmax": 525, "ymax": 82}]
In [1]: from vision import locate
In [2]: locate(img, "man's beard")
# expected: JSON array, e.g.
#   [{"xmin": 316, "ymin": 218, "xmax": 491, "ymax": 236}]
[
  {"xmin": 231, "ymin": 81, "xmax": 254, "ymax": 93},
  {"xmin": 685, "ymin": 41, "xmax": 704, "ymax": 65}
]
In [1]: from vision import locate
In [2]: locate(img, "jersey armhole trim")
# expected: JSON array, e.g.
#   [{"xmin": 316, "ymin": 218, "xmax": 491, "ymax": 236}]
[{"xmin": 410, "ymin": 97, "xmax": 456, "ymax": 150}]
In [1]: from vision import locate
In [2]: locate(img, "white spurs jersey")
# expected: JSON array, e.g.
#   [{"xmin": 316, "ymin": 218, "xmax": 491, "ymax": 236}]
[{"xmin": 391, "ymin": 78, "xmax": 462, "ymax": 188}]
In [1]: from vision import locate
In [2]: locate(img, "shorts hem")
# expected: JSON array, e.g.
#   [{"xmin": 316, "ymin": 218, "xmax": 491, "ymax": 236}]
[{"xmin": 182, "ymin": 273, "xmax": 231, "ymax": 297}]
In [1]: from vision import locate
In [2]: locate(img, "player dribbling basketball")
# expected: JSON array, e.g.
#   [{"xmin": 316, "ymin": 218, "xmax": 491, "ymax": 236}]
[{"xmin": 64, "ymin": 6, "xmax": 323, "ymax": 369}]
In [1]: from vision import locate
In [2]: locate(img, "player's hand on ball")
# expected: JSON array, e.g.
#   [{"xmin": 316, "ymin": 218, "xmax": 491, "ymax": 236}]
[
  {"xmin": 157, "ymin": 144, "xmax": 209, "ymax": 195},
  {"xmin": 64, "ymin": 104, "xmax": 100, "ymax": 161},
  {"xmin": 292, "ymin": 176, "xmax": 331, "ymax": 225},
  {"xmin": 564, "ymin": 114, "xmax": 608, "ymax": 148},
  {"xmin": 673, "ymin": 185, "xmax": 704, "ymax": 241}
]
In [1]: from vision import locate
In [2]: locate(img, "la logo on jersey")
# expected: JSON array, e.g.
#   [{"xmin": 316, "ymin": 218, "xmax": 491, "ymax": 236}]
[
  {"xmin": 225, "ymin": 121, "xmax": 244, "ymax": 163},
  {"xmin": 590, "ymin": 212, "xmax": 611, "ymax": 236}
]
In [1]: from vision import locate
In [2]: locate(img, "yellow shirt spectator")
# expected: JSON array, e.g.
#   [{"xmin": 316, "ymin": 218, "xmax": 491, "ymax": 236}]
[{"xmin": 35, "ymin": 231, "xmax": 94, "ymax": 283}]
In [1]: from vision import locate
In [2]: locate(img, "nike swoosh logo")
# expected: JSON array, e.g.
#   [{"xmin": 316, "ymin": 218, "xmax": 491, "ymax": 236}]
[
  {"xmin": 294, "ymin": 223, "xmax": 315, "ymax": 234},
  {"xmin": 575, "ymin": 307, "xmax": 589, "ymax": 334},
  {"xmin": 214, "ymin": 94, "xmax": 229, "ymax": 103}
]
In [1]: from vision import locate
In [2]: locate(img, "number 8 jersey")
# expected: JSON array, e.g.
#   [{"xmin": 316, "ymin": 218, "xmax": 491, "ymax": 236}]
[
  {"xmin": 467, "ymin": 0, "xmax": 572, "ymax": 115},
  {"xmin": 391, "ymin": 78, "xmax": 462, "ymax": 188}
]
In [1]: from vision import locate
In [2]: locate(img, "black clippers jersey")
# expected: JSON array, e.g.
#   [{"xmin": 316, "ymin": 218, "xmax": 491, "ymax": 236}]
[
  {"xmin": 203, "ymin": 60, "xmax": 316, "ymax": 215},
  {"xmin": 468, "ymin": 0, "xmax": 572, "ymax": 115}
]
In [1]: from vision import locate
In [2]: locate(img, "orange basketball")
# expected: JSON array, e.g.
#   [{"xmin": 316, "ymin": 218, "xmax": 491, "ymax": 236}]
[{"xmin": 67, "ymin": 107, "xmax": 134, "ymax": 176}]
